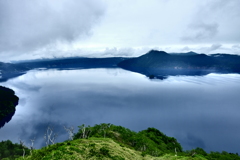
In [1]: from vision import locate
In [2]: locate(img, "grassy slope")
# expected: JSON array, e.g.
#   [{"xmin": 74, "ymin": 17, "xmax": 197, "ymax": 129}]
[{"xmin": 17, "ymin": 138, "xmax": 206, "ymax": 160}]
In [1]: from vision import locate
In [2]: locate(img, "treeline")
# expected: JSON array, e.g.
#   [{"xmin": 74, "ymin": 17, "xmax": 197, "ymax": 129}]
[
  {"xmin": 74, "ymin": 123, "xmax": 182, "ymax": 156},
  {"xmin": 73, "ymin": 123, "xmax": 240, "ymax": 159},
  {"xmin": 0, "ymin": 140, "xmax": 30, "ymax": 160}
]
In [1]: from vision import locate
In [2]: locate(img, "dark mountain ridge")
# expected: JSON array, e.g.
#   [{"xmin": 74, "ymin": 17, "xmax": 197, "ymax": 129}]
[
  {"xmin": 0, "ymin": 57, "xmax": 129, "ymax": 82},
  {"xmin": 170, "ymin": 51, "xmax": 198, "ymax": 56},
  {"xmin": 118, "ymin": 50, "xmax": 240, "ymax": 79},
  {"xmin": 0, "ymin": 50, "xmax": 240, "ymax": 81},
  {"xmin": 17, "ymin": 57, "xmax": 128, "ymax": 69}
]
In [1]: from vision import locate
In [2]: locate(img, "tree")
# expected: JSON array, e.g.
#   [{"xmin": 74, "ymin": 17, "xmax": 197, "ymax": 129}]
[
  {"xmin": 64, "ymin": 126, "xmax": 74, "ymax": 140},
  {"xmin": 44, "ymin": 125, "xmax": 58, "ymax": 146},
  {"xmin": 74, "ymin": 124, "xmax": 91, "ymax": 139},
  {"xmin": 29, "ymin": 137, "xmax": 35, "ymax": 155},
  {"xmin": 19, "ymin": 139, "xmax": 26, "ymax": 158},
  {"xmin": 0, "ymin": 140, "xmax": 30, "ymax": 159}
]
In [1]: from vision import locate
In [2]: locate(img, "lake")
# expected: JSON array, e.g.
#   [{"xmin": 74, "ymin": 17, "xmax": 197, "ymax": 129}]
[{"xmin": 0, "ymin": 68, "xmax": 240, "ymax": 153}]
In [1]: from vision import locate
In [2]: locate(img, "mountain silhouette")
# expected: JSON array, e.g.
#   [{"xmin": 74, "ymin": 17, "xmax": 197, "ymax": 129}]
[
  {"xmin": 1, "ymin": 51, "xmax": 240, "ymax": 81},
  {"xmin": 118, "ymin": 50, "xmax": 240, "ymax": 79},
  {"xmin": 0, "ymin": 57, "xmax": 128, "ymax": 82}
]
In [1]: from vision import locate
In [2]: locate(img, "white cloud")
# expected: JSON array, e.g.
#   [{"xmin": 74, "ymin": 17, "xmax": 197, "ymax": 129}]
[
  {"xmin": 1, "ymin": 0, "xmax": 240, "ymax": 61},
  {"xmin": 0, "ymin": 0, "xmax": 105, "ymax": 55},
  {"xmin": 182, "ymin": 22, "xmax": 219, "ymax": 41},
  {"xmin": 181, "ymin": 0, "xmax": 240, "ymax": 43}
]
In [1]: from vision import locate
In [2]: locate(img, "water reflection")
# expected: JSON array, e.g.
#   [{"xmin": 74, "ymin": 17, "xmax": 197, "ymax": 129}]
[{"xmin": 0, "ymin": 69, "xmax": 240, "ymax": 153}]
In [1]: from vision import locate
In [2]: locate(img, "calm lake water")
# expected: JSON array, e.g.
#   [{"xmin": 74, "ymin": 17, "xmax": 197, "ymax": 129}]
[{"xmin": 0, "ymin": 68, "xmax": 240, "ymax": 153}]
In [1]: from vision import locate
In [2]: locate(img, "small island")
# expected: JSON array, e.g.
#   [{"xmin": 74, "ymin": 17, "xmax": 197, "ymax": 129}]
[{"xmin": 0, "ymin": 86, "xmax": 19, "ymax": 128}]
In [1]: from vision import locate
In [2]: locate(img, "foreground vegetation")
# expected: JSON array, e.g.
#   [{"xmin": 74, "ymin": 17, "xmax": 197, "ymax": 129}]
[
  {"xmin": 0, "ymin": 140, "xmax": 30, "ymax": 160},
  {"xmin": 16, "ymin": 138, "xmax": 209, "ymax": 160},
  {"xmin": 1, "ymin": 123, "xmax": 239, "ymax": 159}
]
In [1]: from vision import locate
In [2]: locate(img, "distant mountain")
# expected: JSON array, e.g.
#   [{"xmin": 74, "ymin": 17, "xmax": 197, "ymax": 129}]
[
  {"xmin": 170, "ymin": 51, "xmax": 198, "ymax": 56},
  {"xmin": 1, "ymin": 51, "xmax": 240, "ymax": 81},
  {"xmin": 0, "ymin": 62, "xmax": 28, "ymax": 82},
  {"xmin": 0, "ymin": 57, "xmax": 129, "ymax": 82},
  {"xmin": 17, "ymin": 57, "xmax": 128, "ymax": 70},
  {"xmin": 118, "ymin": 50, "xmax": 240, "ymax": 79}
]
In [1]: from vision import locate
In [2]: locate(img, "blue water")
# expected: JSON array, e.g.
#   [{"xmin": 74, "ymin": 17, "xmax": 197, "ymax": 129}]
[{"xmin": 0, "ymin": 68, "xmax": 240, "ymax": 153}]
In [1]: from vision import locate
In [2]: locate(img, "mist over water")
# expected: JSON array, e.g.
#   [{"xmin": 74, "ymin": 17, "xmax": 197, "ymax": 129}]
[{"xmin": 0, "ymin": 68, "xmax": 240, "ymax": 153}]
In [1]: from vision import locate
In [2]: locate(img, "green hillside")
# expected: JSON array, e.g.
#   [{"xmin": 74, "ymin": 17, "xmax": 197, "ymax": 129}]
[
  {"xmin": 16, "ymin": 138, "xmax": 206, "ymax": 160},
  {"xmin": 0, "ymin": 123, "xmax": 236, "ymax": 160}
]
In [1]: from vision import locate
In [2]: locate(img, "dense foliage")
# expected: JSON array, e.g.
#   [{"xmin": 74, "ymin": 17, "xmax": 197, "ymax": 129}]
[
  {"xmin": 74, "ymin": 124, "xmax": 184, "ymax": 156},
  {"xmin": 17, "ymin": 138, "xmax": 147, "ymax": 160},
  {"xmin": 0, "ymin": 86, "xmax": 19, "ymax": 128},
  {"xmin": 183, "ymin": 148, "xmax": 240, "ymax": 160},
  {"xmin": 73, "ymin": 123, "xmax": 240, "ymax": 159},
  {"xmin": 0, "ymin": 140, "xmax": 30, "ymax": 159},
  {"xmin": 1, "ymin": 123, "xmax": 239, "ymax": 159}
]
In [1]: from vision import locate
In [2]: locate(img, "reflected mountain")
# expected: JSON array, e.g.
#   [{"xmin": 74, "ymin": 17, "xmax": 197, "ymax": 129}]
[
  {"xmin": 18, "ymin": 57, "xmax": 128, "ymax": 69},
  {"xmin": 0, "ymin": 62, "xmax": 28, "ymax": 82},
  {"xmin": 0, "ymin": 86, "xmax": 19, "ymax": 128},
  {"xmin": 1, "ymin": 50, "xmax": 240, "ymax": 81},
  {"xmin": 118, "ymin": 50, "xmax": 240, "ymax": 80},
  {"xmin": 0, "ymin": 57, "xmax": 128, "ymax": 82}
]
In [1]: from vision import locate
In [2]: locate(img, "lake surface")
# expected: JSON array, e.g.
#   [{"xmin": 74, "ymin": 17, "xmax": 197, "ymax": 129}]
[{"xmin": 0, "ymin": 68, "xmax": 240, "ymax": 153}]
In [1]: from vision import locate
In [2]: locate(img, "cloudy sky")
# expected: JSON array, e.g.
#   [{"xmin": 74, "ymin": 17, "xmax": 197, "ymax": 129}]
[{"xmin": 0, "ymin": 0, "xmax": 240, "ymax": 61}]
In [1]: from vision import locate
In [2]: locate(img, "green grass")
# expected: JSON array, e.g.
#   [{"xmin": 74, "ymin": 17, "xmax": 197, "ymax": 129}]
[
  {"xmin": 10, "ymin": 123, "xmax": 240, "ymax": 160},
  {"xmin": 16, "ymin": 138, "xmax": 207, "ymax": 160}
]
